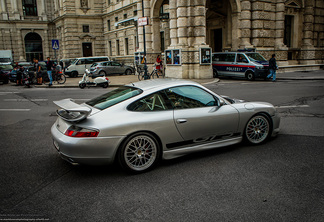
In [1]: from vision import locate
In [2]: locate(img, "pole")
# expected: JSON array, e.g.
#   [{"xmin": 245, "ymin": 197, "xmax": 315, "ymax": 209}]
[{"xmin": 142, "ymin": 0, "xmax": 149, "ymax": 80}]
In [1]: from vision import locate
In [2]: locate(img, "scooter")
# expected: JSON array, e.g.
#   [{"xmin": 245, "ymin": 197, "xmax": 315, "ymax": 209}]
[
  {"xmin": 79, "ymin": 69, "xmax": 109, "ymax": 89},
  {"xmin": 23, "ymin": 70, "xmax": 36, "ymax": 88}
]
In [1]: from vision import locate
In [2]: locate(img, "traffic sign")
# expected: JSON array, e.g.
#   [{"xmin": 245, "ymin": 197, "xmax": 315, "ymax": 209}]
[
  {"xmin": 52, "ymin": 39, "xmax": 59, "ymax": 50},
  {"xmin": 138, "ymin": 17, "xmax": 148, "ymax": 26}
]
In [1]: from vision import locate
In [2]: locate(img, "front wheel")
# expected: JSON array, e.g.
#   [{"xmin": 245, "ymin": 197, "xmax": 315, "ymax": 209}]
[
  {"xmin": 57, "ymin": 74, "xmax": 66, "ymax": 84},
  {"xmin": 118, "ymin": 132, "xmax": 161, "ymax": 173},
  {"xmin": 79, "ymin": 83, "xmax": 86, "ymax": 89},
  {"xmin": 213, "ymin": 69, "xmax": 218, "ymax": 78},
  {"xmin": 244, "ymin": 114, "xmax": 271, "ymax": 144},
  {"xmin": 246, "ymin": 72, "xmax": 255, "ymax": 81},
  {"xmin": 137, "ymin": 72, "xmax": 144, "ymax": 81}
]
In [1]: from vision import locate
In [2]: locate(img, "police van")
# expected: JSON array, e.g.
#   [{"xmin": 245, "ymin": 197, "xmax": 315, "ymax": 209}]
[{"xmin": 212, "ymin": 51, "xmax": 269, "ymax": 80}]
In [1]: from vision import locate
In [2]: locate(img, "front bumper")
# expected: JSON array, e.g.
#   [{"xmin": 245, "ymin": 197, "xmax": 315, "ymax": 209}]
[
  {"xmin": 51, "ymin": 122, "xmax": 126, "ymax": 165},
  {"xmin": 255, "ymin": 69, "xmax": 270, "ymax": 78},
  {"xmin": 271, "ymin": 112, "xmax": 280, "ymax": 137}
]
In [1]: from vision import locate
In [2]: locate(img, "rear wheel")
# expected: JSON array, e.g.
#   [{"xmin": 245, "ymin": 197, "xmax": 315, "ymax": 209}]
[
  {"xmin": 72, "ymin": 71, "xmax": 78, "ymax": 78},
  {"xmin": 125, "ymin": 69, "xmax": 132, "ymax": 75},
  {"xmin": 246, "ymin": 71, "xmax": 255, "ymax": 81},
  {"xmin": 102, "ymin": 82, "xmax": 108, "ymax": 88},
  {"xmin": 137, "ymin": 71, "xmax": 144, "ymax": 81},
  {"xmin": 79, "ymin": 83, "xmax": 86, "ymax": 89},
  {"xmin": 244, "ymin": 114, "xmax": 271, "ymax": 144},
  {"xmin": 213, "ymin": 68, "xmax": 218, "ymax": 78},
  {"xmin": 57, "ymin": 74, "xmax": 66, "ymax": 84},
  {"xmin": 118, "ymin": 132, "xmax": 161, "ymax": 173}
]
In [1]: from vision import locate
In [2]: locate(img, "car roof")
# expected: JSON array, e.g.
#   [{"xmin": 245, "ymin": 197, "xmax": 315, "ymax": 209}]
[{"xmin": 126, "ymin": 78, "xmax": 200, "ymax": 91}]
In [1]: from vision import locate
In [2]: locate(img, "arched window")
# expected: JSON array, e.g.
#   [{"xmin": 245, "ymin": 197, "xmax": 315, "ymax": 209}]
[
  {"xmin": 25, "ymin": 32, "xmax": 43, "ymax": 62},
  {"xmin": 22, "ymin": 0, "xmax": 38, "ymax": 16}
]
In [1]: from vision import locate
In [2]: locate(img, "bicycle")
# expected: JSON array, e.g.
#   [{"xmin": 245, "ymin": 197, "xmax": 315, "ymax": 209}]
[
  {"xmin": 137, "ymin": 64, "xmax": 164, "ymax": 81},
  {"xmin": 50, "ymin": 70, "xmax": 66, "ymax": 84}
]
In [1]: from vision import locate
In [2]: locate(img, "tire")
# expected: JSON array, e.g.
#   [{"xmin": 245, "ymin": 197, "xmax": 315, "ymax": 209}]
[
  {"xmin": 57, "ymin": 74, "xmax": 66, "ymax": 84},
  {"xmin": 102, "ymin": 82, "xmax": 108, "ymax": 88},
  {"xmin": 246, "ymin": 71, "xmax": 255, "ymax": 81},
  {"xmin": 79, "ymin": 83, "xmax": 86, "ymax": 89},
  {"xmin": 213, "ymin": 68, "xmax": 218, "ymax": 78},
  {"xmin": 244, "ymin": 114, "xmax": 271, "ymax": 144},
  {"xmin": 125, "ymin": 69, "xmax": 132, "ymax": 75},
  {"xmin": 118, "ymin": 132, "xmax": 161, "ymax": 173},
  {"xmin": 151, "ymin": 71, "xmax": 159, "ymax": 79},
  {"xmin": 99, "ymin": 71, "xmax": 106, "ymax": 76},
  {"xmin": 138, "ymin": 72, "xmax": 144, "ymax": 81},
  {"xmin": 72, "ymin": 71, "xmax": 78, "ymax": 78}
]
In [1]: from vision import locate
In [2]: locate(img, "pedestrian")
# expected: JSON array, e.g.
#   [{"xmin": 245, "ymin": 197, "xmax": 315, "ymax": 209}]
[
  {"xmin": 267, "ymin": 54, "xmax": 278, "ymax": 82},
  {"xmin": 16, "ymin": 65, "xmax": 24, "ymax": 86},
  {"xmin": 35, "ymin": 59, "xmax": 42, "ymax": 85},
  {"xmin": 156, "ymin": 55, "xmax": 162, "ymax": 75},
  {"xmin": 46, "ymin": 57, "xmax": 53, "ymax": 86}
]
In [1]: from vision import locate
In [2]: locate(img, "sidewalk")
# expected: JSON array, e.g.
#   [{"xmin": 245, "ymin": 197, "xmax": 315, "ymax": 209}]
[{"xmin": 34, "ymin": 69, "xmax": 324, "ymax": 88}]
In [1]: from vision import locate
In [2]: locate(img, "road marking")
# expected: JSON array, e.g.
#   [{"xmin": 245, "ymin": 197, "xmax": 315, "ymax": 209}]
[
  {"xmin": 0, "ymin": 92, "xmax": 19, "ymax": 95},
  {"xmin": 0, "ymin": 109, "xmax": 31, "ymax": 111},
  {"xmin": 4, "ymin": 99, "xmax": 48, "ymax": 102},
  {"xmin": 275, "ymin": 105, "xmax": 310, "ymax": 109}
]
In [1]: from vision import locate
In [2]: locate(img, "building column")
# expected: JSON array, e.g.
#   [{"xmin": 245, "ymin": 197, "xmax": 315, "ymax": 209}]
[
  {"xmin": 151, "ymin": 17, "xmax": 161, "ymax": 53},
  {"xmin": 0, "ymin": 0, "xmax": 8, "ymax": 20},
  {"xmin": 240, "ymin": 0, "xmax": 253, "ymax": 48},
  {"xmin": 10, "ymin": 0, "xmax": 20, "ymax": 19},
  {"xmin": 17, "ymin": 29, "xmax": 25, "ymax": 61},
  {"xmin": 275, "ymin": 0, "xmax": 286, "ymax": 49},
  {"xmin": 177, "ymin": 0, "xmax": 188, "ymax": 46},
  {"xmin": 169, "ymin": 0, "xmax": 178, "ymax": 47},
  {"xmin": 40, "ymin": 0, "xmax": 48, "ymax": 21},
  {"xmin": 300, "ymin": 0, "xmax": 315, "ymax": 64}
]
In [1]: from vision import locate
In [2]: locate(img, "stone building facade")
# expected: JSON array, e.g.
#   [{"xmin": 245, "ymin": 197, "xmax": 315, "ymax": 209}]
[{"xmin": 0, "ymin": 0, "xmax": 323, "ymax": 79}]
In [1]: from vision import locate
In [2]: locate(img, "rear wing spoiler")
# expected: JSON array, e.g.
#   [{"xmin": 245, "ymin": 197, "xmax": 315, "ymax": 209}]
[{"xmin": 53, "ymin": 99, "xmax": 91, "ymax": 122}]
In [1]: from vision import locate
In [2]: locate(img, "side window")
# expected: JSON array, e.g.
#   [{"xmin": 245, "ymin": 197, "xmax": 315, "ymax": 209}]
[
  {"xmin": 128, "ymin": 92, "xmax": 169, "ymax": 111},
  {"xmin": 165, "ymin": 86, "xmax": 218, "ymax": 109},
  {"xmin": 225, "ymin": 54, "xmax": 235, "ymax": 62},
  {"xmin": 236, "ymin": 54, "xmax": 248, "ymax": 63}
]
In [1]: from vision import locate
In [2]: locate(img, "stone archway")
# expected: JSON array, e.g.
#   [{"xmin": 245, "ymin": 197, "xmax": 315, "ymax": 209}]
[
  {"xmin": 24, "ymin": 32, "xmax": 43, "ymax": 62},
  {"xmin": 206, "ymin": 0, "xmax": 240, "ymax": 52},
  {"xmin": 150, "ymin": 0, "xmax": 170, "ymax": 54}
]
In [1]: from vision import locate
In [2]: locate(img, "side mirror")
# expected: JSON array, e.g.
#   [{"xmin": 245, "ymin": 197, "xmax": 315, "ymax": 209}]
[{"xmin": 219, "ymin": 99, "xmax": 225, "ymax": 106}]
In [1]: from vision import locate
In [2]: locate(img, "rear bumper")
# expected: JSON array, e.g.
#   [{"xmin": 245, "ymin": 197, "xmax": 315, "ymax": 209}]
[{"xmin": 51, "ymin": 122, "xmax": 125, "ymax": 165}]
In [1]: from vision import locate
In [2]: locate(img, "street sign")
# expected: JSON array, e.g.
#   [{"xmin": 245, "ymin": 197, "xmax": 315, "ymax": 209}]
[
  {"xmin": 138, "ymin": 17, "xmax": 148, "ymax": 26},
  {"xmin": 52, "ymin": 39, "xmax": 59, "ymax": 50}
]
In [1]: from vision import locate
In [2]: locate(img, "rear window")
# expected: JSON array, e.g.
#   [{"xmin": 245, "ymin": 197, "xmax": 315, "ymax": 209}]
[
  {"xmin": 212, "ymin": 54, "xmax": 235, "ymax": 62},
  {"xmin": 86, "ymin": 86, "xmax": 142, "ymax": 110}
]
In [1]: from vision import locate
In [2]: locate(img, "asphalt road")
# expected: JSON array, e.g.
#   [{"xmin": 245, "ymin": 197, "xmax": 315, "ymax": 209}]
[{"xmin": 0, "ymin": 77, "xmax": 323, "ymax": 222}]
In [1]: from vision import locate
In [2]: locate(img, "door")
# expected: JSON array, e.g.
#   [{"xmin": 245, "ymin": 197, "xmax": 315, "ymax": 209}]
[
  {"xmin": 213, "ymin": 29, "xmax": 222, "ymax": 52},
  {"xmin": 82, "ymin": 43, "xmax": 92, "ymax": 57},
  {"xmin": 165, "ymin": 86, "xmax": 239, "ymax": 141}
]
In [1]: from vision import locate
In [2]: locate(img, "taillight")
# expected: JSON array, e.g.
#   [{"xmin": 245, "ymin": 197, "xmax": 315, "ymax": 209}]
[
  {"xmin": 64, "ymin": 126, "xmax": 99, "ymax": 137},
  {"xmin": 105, "ymin": 77, "xmax": 109, "ymax": 81}
]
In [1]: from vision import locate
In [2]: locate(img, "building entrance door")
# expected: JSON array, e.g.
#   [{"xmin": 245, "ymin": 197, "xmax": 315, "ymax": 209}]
[
  {"xmin": 213, "ymin": 28, "xmax": 223, "ymax": 52},
  {"xmin": 82, "ymin": 43, "xmax": 92, "ymax": 57}
]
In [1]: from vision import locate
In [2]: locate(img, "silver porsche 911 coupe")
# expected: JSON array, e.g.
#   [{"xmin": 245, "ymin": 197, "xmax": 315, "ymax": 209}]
[{"xmin": 51, "ymin": 79, "xmax": 280, "ymax": 173}]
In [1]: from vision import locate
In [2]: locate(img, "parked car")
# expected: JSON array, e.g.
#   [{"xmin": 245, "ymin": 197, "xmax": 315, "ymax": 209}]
[
  {"xmin": 65, "ymin": 56, "xmax": 110, "ymax": 77},
  {"xmin": 212, "ymin": 52, "xmax": 269, "ymax": 80},
  {"xmin": 90, "ymin": 61, "xmax": 134, "ymax": 76},
  {"xmin": 0, "ymin": 64, "xmax": 13, "ymax": 84},
  {"xmin": 51, "ymin": 78, "xmax": 280, "ymax": 173}
]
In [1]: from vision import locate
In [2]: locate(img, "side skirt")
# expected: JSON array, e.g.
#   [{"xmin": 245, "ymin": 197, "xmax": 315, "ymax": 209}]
[{"xmin": 162, "ymin": 136, "xmax": 242, "ymax": 160}]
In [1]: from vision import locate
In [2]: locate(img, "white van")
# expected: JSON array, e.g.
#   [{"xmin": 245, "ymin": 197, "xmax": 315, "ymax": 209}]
[{"xmin": 64, "ymin": 56, "xmax": 110, "ymax": 77}]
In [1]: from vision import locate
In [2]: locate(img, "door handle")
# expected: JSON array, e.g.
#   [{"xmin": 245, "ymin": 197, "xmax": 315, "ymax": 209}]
[{"xmin": 176, "ymin": 119, "xmax": 187, "ymax": 124}]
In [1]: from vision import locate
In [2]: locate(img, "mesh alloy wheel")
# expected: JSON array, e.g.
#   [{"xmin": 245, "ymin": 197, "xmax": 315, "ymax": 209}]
[{"xmin": 245, "ymin": 114, "xmax": 270, "ymax": 144}]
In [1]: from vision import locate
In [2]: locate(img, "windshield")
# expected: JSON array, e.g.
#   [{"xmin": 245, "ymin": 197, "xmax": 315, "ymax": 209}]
[
  {"xmin": 86, "ymin": 86, "xmax": 143, "ymax": 110},
  {"xmin": 70, "ymin": 59, "xmax": 78, "ymax": 65},
  {"xmin": 0, "ymin": 65, "xmax": 13, "ymax": 70},
  {"xmin": 91, "ymin": 63, "xmax": 98, "ymax": 67},
  {"xmin": 0, "ymin": 58, "xmax": 11, "ymax": 63},
  {"xmin": 246, "ymin": 53, "xmax": 267, "ymax": 62}
]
